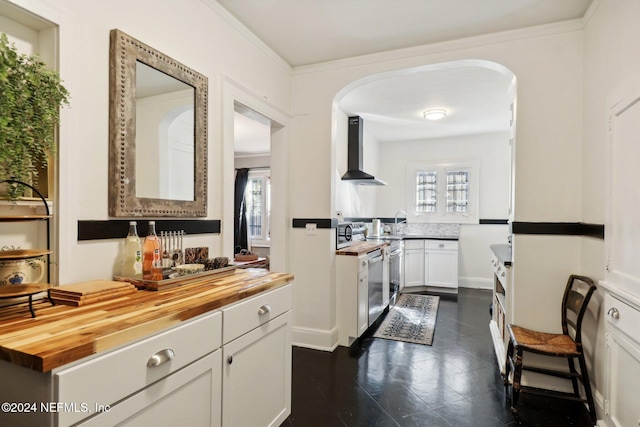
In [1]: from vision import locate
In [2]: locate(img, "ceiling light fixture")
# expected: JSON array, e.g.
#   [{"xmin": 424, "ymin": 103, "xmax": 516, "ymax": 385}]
[{"xmin": 423, "ymin": 109, "xmax": 447, "ymax": 121}]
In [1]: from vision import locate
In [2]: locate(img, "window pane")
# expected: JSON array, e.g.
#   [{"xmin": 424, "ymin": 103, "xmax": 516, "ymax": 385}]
[
  {"xmin": 246, "ymin": 177, "xmax": 263, "ymax": 238},
  {"xmin": 446, "ymin": 170, "xmax": 469, "ymax": 213},
  {"xmin": 416, "ymin": 171, "xmax": 437, "ymax": 213}
]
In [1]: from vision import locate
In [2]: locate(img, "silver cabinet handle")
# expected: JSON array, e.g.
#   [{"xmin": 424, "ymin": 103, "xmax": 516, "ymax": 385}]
[
  {"xmin": 439, "ymin": 243, "xmax": 444, "ymax": 248},
  {"xmin": 607, "ymin": 307, "xmax": 620, "ymax": 319},
  {"xmin": 147, "ymin": 349, "xmax": 175, "ymax": 367},
  {"xmin": 258, "ymin": 304, "xmax": 272, "ymax": 315}
]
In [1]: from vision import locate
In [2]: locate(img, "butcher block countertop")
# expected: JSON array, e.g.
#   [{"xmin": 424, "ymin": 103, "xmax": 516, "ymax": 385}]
[
  {"xmin": 0, "ymin": 269, "xmax": 293, "ymax": 373},
  {"xmin": 336, "ymin": 241, "xmax": 388, "ymax": 256}
]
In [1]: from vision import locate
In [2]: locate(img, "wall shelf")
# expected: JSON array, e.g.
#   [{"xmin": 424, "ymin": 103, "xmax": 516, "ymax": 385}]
[{"xmin": 0, "ymin": 179, "xmax": 53, "ymax": 318}]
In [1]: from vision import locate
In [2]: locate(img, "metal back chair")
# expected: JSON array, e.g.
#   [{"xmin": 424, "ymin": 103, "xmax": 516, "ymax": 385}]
[{"xmin": 503, "ymin": 274, "xmax": 597, "ymax": 424}]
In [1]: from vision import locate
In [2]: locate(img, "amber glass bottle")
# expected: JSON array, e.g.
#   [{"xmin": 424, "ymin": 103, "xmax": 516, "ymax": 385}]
[{"xmin": 142, "ymin": 221, "xmax": 163, "ymax": 280}]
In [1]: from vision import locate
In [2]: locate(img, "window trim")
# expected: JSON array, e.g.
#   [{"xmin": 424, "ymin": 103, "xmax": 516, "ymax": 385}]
[{"xmin": 406, "ymin": 160, "xmax": 479, "ymax": 224}]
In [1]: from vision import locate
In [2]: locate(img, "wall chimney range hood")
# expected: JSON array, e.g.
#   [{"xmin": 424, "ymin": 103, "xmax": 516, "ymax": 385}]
[{"xmin": 341, "ymin": 116, "xmax": 387, "ymax": 186}]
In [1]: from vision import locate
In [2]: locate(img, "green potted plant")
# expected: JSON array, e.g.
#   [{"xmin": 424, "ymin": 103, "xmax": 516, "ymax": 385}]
[{"xmin": 0, "ymin": 33, "xmax": 70, "ymax": 202}]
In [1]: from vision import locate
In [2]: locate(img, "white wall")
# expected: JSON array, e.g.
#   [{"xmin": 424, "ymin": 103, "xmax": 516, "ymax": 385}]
[
  {"xmin": 2, "ymin": 0, "xmax": 292, "ymax": 284},
  {"xmin": 356, "ymin": 132, "xmax": 511, "ymax": 288},
  {"xmin": 371, "ymin": 132, "xmax": 510, "ymax": 218},
  {"xmin": 234, "ymin": 155, "xmax": 271, "ymax": 170}
]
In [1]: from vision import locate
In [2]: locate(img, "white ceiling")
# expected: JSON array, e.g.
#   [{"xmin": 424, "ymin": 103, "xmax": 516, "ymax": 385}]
[
  {"xmin": 216, "ymin": 0, "xmax": 593, "ymax": 68},
  {"xmin": 226, "ymin": 0, "xmax": 593, "ymax": 152},
  {"xmin": 338, "ymin": 61, "xmax": 515, "ymax": 143},
  {"xmin": 234, "ymin": 105, "xmax": 271, "ymax": 156}
]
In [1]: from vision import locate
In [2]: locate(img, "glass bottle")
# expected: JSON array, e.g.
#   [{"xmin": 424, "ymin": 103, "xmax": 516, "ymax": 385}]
[
  {"xmin": 143, "ymin": 221, "xmax": 163, "ymax": 280},
  {"xmin": 122, "ymin": 221, "xmax": 142, "ymax": 278}
]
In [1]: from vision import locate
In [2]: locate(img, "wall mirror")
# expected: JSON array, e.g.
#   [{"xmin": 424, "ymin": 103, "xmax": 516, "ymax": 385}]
[{"xmin": 109, "ymin": 28, "xmax": 208, "ymax": 217}]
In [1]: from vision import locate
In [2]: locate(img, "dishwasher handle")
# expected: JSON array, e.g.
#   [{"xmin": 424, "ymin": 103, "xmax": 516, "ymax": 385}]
[{"xmin": 369, "ymin": 255, "xmax": 383, "ymax": 264}]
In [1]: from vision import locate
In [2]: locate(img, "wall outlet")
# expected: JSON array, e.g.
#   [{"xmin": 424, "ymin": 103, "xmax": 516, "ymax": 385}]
[{"xmin": 305, "ymin": 223, "xmax": 317, "ymax": 235}]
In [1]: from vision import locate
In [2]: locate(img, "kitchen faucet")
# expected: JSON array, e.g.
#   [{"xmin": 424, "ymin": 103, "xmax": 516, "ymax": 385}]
[{"xmin": 393, "ymin": 210, "xmax": 407, "ymax": 235}]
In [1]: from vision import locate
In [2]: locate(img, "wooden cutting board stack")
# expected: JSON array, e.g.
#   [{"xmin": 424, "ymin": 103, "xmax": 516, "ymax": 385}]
[{"xmin": 49, "ymin": 280, "xmax": 137, "ymax": 306}]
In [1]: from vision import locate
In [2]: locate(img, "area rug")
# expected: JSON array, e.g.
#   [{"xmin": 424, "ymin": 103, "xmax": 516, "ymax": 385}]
[{"xmin": 373, "ymin": 294, "xmax": 440, "ymax": 345}]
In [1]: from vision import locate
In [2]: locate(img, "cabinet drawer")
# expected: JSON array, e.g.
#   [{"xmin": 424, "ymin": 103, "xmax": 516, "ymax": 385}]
[
  {"xmin": 358, "ymin": 255, "xmax": 368, "ymax": 273},
  {"xmin": 223, "ymin": 284, "xmax": 292, "ymax": 344},
  {"xmin": 55, "ymin": 311, "xmax": 222, "ymax": 426},
  {"xmin": 404, "ymin": 240, "xmax": 424, "ymax": 250},
  {"xmin": 605, "ymin": 293, "xmax": 640, "ymax": 344},
  {"xmin": 425, "ymin": 240, "xmax": 458, "ymax": 250}
]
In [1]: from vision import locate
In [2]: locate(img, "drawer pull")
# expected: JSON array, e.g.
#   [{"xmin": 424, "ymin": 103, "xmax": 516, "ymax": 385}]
[
  {"xmin": 258, "ymin": 304, "xmax": 272, "ymax": 315},
  {"xmin": 227, "ymin": 355, "xmax": 233, "ymax": 365},
  {"xmin": 607, "ymin": 307, "xmax": 620, "ymax": 319},
  {"xmin": 147, "ymin": 348, "xmax": 175, "ymax": 367}
]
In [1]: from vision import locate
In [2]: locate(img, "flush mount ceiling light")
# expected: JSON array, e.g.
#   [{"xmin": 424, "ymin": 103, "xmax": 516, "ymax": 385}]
[{"xmin": 423, "ymin": 109, "xmax": 447, "ymax": 121}]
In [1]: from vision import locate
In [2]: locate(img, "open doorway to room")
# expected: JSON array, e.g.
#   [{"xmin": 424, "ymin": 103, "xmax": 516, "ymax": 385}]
[
  {"xmin": 223, "ymin": 79, "xmax": 289, "ymax": 273},
  {"xmin": 233, "ymin": 103, "xmax": 272, "ymax": 262},
  {"xmin": 333, "ymin": 59, "xmax": 516, "ymax": 290}
]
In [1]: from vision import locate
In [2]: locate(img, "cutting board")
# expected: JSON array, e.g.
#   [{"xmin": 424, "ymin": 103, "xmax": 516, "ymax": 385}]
[{"xmin": 50, "ymin": 280, "xmax": 137, "ymax": 306}]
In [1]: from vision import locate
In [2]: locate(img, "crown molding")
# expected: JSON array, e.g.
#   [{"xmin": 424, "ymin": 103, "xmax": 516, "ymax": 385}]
[
  {"xmin": 293, "ymin": 18, "xmax": 586, "ymax": 76},
  {"xmin": 199, "ymin": 0, "xmax": 292, "ymax": 75}
]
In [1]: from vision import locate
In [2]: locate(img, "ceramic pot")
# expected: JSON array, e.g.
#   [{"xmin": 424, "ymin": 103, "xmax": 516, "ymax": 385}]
[{"xmin": 0, "ymin": 259, "xmax": 45, "ymax": 286}]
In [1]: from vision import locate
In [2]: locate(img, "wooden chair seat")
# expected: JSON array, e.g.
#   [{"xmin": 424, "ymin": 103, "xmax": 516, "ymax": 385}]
[{"xmin": 508, "ymin": 325, "xmax": 579, "ymax": 356}]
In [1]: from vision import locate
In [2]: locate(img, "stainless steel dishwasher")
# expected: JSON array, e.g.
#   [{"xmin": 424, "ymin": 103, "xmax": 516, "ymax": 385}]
[{"xmin": 367, "ymin": 248, "xmax": 384, "ymax": 326}]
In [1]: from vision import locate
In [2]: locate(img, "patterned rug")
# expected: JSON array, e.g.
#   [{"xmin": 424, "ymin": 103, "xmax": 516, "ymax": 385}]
[{"xmin": 373, "ymin": 294, "xmax": 440, "ymax": 345}]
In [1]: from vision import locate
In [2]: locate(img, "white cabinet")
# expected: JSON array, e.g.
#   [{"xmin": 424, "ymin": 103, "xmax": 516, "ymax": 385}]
[
  {"xmin": 337, "ymin": 254, "xmax": 369, "ymax": 346},
  {"xmin": 600, "ymin": 81, "xmax": 640, "ymax": 427},
  {"xmin": 403, "ymin": 240, "xmax": 425, "ymax": 289},
  {"xmin": 601, "ymin": 285, "xmax": 640, "ymax": 427},
  {"xmin": 222, "ymin": 285, "xmax": 292, "ymax": 427},
  {"xmin": 425, "ymin": 241, "xmax": 458, "ymax": 289},
  {"xmin": 76, "ymin": 350, "xmax": 222, "ymax": 427},
  {"xmin": 0, "ymin": 284, "xmax": 293, "ymax": 427},
  {"xmin": 403, "ymin": 239, "xmax": 459, "ymax": 293},
  {"xmin": 489, "ymin": 247, "xmax": 512, "ymax": 374},
  {"xmin": 56, "ymin": 311, "xmax": 223, "ymax": 427}
]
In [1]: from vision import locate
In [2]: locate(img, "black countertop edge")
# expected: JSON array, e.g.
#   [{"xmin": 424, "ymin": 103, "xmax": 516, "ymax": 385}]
[
  {"xmin": 490, "ymin": 244, "xmax": 512, "ymax": 266},
  {"xmin": 511, "ymin": 222, "xmax": 604, "ymax": 239},
  {"xmin": 292, "ymin": 218, "xmax": 339, "ymax": 229},
  {"xmin": 78, "ymin": 219, "xmax": 221, "ymax": 241}
]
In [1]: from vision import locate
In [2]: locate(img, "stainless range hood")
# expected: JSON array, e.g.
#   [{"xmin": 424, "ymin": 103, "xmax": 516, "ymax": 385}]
[{"xmin": 341, "ymin": 116, "xmax": 387, "ymax": 186}]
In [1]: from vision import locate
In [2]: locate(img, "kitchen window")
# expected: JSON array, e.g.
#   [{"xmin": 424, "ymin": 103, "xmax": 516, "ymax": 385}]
[
  {"xmin": 408, "ymin": 161, "xmax": 478, "ymax": 223},
  {"xmin": 245, "ymin": 170, "xmax": 270, "ymax": 246}
]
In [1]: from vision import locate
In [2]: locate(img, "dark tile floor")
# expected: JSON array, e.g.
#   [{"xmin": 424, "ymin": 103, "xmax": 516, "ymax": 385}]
[{"xmin": 281, "ymin": 288, "xmax": 594, "ymax": 427}]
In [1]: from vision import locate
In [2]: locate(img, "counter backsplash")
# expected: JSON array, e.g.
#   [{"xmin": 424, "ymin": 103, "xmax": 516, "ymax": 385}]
[{"xmin": 398, "ymin": 222, "xmax": 460, "ymax": 237}]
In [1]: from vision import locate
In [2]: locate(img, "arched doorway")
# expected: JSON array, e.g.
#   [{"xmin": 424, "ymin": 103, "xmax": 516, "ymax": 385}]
[{"xmin": 332, "ymin": 59, "xmax": 516, "ymax": 289}]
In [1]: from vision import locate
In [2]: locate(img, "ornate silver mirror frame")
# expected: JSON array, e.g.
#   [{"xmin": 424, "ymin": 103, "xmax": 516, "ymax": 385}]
[{"xmin": 108, "ymin": 28, "xmax": 208, "ymax": 217}]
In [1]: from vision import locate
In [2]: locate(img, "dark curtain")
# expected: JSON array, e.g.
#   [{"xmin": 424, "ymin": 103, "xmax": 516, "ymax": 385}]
[{"xmin": 234, "ymin": 168, "xmax": 250, "ymax": 254}]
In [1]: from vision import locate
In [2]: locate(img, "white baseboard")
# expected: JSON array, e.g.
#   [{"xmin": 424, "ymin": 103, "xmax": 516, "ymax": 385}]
[
  {"xmin": 459, "ymin": 276, "xmax": 493, "ymax": 290},
  {"xmin": 292, "ymin": 326, "xmax": 338, "ymax": 351},
  {"xmin": 594, "ymin": 388, "xmax": 606, "ymax": 426}
]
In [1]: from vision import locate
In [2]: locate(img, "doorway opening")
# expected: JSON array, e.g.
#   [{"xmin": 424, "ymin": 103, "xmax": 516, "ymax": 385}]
[
  {"xmin": 233, "ymin": 103, "xmax": 272, "ymax": 260},
  {"xmin": 222, "ymin": 78, "xmax": 290, "ymax": 273},
  {"xmin": 332, "ymin": 59, "xmax": 516, "ymax": 290}
]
